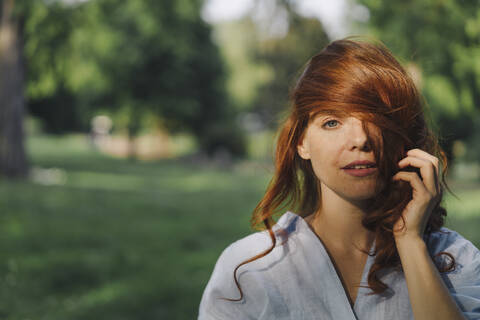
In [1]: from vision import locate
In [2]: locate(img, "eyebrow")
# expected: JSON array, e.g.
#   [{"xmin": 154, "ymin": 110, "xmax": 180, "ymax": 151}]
[{"xmin": 310, "ymin": 110, "xmax": 349, "ymax": 121}]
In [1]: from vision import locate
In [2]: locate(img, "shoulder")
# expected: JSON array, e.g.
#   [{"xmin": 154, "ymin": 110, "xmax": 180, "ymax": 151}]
[
  {"xmin": 204, "ymin": 211, "xmax": 303, "ymax": 287},
  {"xmin": 216, "ymin": 211, "xmax": 303, "ymax": 271},
  {"xmin": 426, "ymin": 227, "xmax": 479, "ymax": 258},
  {"xmin": 198, "ymin": 231, "xmax": 270, "ymax": 319},
  {"xmin": 202, "ymin": 211, "xmax": 304, "ymax": 296},
  {"xmin": 198, "ymin": 212, "xmax": 302, "ymax": 319},
  {"xmin": 213, "ymin": 230, "xmax": 274, "ymax": 274},
  {"xmin": 426, "ymin": 227, "xmax": 480, "ymax": 283}
]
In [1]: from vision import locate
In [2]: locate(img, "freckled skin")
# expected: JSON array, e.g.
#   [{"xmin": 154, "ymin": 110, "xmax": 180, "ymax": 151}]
[{"xmin": 297, "ymin": 115, "xmax": 383, "ymax": 202}]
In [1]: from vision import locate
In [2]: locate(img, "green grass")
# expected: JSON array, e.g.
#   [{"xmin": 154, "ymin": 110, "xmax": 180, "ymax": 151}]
[
  {"xmin": 1, "ymin": 134, "xmax": 271, "ymax": 320},
  {"xmin": 0, "ymin": 134, "xmax": 479, "ymax": 319}
]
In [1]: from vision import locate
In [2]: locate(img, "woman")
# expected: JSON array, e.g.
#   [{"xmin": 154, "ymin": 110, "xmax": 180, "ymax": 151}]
[{"xmin": 198, "ymin": 38, "xmax": 480, "ymax": 320}]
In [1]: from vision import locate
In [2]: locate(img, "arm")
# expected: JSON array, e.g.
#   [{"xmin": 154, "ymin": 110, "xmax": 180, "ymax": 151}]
[
  {"xmin": 393, "ymin": 149, "xmax": 467, "ymax": 320},
  {"xmin": 395, "ymin": 235, "xmax": 466, "ymax": 320}
]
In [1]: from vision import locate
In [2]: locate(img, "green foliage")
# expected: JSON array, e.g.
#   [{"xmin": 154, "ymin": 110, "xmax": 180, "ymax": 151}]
[
  {"xmin": 20, "ymin": 0, "xmax": 246, "ymax": 156},
  {"xmin": 22, "ymin": 0, "xmax": 84, "ymax": 132},
  {"xmin": 209, "ymin": 5, "xmax": 329, "ymax": 129},
  {"xmin": 252, "ymin": 13, "xmax": 329, "ymax": 126},
  {"xmin": 463, "ymin": 115, "xmax": 480, "ymax": 162},
  {"xmin": 71, "ymin": 0, "xmax": 243, "ymax": 152},
  {"xmin": 357, "ymin": 0, "xmax": 480, "ymax": 160},
  {"xmin": 424, "ymin": 75, "xmax": 461, "ymax": 116},
  {"xmin": 212, "ymin": 19, "xmax": 274, "ymax": 110}
]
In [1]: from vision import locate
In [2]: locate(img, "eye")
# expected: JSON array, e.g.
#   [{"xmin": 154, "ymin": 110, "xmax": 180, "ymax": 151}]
[{"xmin": 323, "ymin": 119, "xmax": 339, "ymax": 128}]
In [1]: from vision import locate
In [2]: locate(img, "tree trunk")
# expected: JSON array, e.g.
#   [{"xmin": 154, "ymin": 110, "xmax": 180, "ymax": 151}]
[{"xmin": 0, "ymin": 0, "xmax": 28, "ymax": 179}]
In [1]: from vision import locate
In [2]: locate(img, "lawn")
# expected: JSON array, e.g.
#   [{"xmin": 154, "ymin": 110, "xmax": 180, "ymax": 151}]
[{"xmin": 0, "ymin": 134, "xmax": 479, "ymax": 319}]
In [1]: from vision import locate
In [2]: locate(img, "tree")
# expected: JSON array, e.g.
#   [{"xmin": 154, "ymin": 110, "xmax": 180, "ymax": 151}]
[
  {"xmin": 0, "ymin": 0, "xmax": 28, "ymax": 178},
  {"xmin": 68, "ymin": 0, "xmax": 245, "ymax": 158},
  {"xmin": 252, "ymin": 12, "xmax": 329, "ymax": 127},
  {"xmin": 23, "ymin": 0, "xmax": 83, "ymax": 133},
  {"xmin": 10, "ymin": 0, "xmax": 244, "ymax": 158},
  {"xmin": 205, "ymin": 1, "xmax": 330, "ymax": 136}
]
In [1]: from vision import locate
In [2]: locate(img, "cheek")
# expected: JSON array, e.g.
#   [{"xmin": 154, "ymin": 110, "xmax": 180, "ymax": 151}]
[{"xmin": 308, "ymin": 146, "xmax": 339, "ymax": 178}]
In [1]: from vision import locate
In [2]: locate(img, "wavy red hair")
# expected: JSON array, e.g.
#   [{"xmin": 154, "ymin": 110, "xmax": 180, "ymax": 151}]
[{"xmin": 226, "ymin": 38, "xmax": 455, "ymax": 302}]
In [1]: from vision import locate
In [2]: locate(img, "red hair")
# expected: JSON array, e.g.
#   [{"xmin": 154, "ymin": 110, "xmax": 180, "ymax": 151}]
[{"xmin": 226, "ymin": 38, "xmax": 455, "ymax": 301}]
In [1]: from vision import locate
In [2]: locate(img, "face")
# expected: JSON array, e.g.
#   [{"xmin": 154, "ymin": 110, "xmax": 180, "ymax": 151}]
[{"xmin": 297, "ymin": 113, "xmax": 383, "ymax": 203}]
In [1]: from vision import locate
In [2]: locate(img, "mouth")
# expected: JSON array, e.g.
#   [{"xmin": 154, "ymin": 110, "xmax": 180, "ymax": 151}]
[
  {"xmin": 342, "ymin": 166, "xmax": 377, "ymax": 177},
  {"xmin": 342, "ymin": 164, "xmax": 376, "ymax": 169}
]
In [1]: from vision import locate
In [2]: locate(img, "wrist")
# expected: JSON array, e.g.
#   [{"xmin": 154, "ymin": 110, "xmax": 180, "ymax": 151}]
[{"xmin": 394, "ymin": 233, "xmax": 426, "ymax": 251}]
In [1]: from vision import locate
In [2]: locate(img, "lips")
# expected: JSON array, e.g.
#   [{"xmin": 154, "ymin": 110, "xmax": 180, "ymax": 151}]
[
  {"xmin": 343, "ymin": 167, "xmax": 377, "ymax": 177},
  {"xmin": 342, "ymin": 160, "xmax": 377, "ymax": 177},
  {"xmin": 342, "ymin": 160, "xmax": 377, "ymax": 169}
]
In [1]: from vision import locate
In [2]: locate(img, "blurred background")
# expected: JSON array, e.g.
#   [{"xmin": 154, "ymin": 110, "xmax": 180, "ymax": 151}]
[{"xmin": 1, "ymin": 0, "xmax": 480, "ymax": 318}]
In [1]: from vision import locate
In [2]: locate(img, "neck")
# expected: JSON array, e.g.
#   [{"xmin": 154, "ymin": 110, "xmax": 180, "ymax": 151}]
[{"xmin": 305, "ymin": 187, "xmax": 375, "ymax": 254}]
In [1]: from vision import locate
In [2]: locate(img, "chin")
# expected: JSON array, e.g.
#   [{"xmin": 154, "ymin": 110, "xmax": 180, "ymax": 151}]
[
  {"xmin": 348, "ymin": 193, "xmax": 377, "ymax": 201},
  {"xmin": 338, "ymin": 189, "xmax": 374, "ymax": 199},
  {"xmin": 339, "ymin": 186, "xmax": 379, "ymax": 201},
  {"xmin": 320, "ymin": 176, "xmax": 383, "ymax": 202}
]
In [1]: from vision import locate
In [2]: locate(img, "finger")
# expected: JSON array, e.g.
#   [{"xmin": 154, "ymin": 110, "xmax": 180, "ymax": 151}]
[
  {"xmin": 406, "ymin": 149, "xmax": 440, "ymax": 174},
  {"xmin": 392, "ymin": 171, "xmax": 430, "ymax": 197},
  {"xmin": 398, "ymin": 156, "xmax": 439, "ymax": 195}
]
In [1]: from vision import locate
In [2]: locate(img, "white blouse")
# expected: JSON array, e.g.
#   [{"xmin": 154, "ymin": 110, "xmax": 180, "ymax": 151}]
[{"xmin": 198, "ymin": 211, "xmax": 480, "ymax": 319}]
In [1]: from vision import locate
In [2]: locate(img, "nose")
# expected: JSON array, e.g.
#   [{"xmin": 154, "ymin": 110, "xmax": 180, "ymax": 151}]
[{"xmin": 346, "ymin": 117, "xmax": 372, "ymax": 152}]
